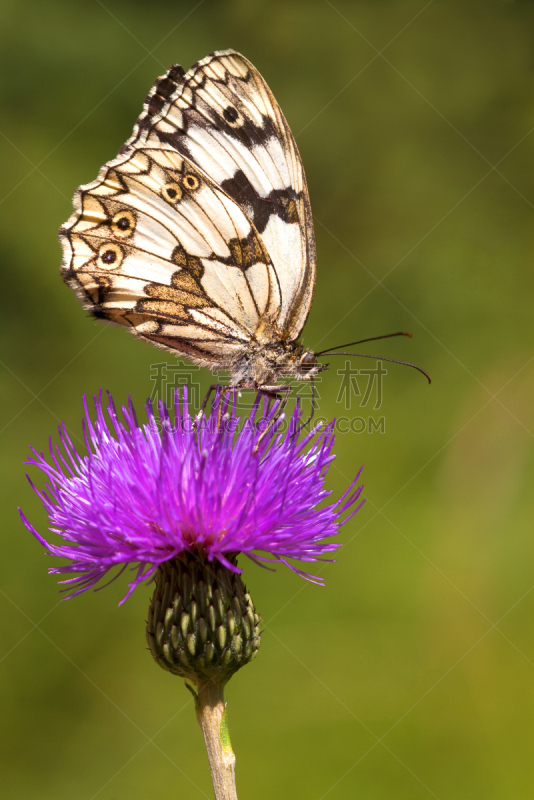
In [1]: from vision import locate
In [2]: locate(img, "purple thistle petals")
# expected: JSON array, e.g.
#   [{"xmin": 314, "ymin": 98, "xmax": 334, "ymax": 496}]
[{"xmin": 20, "ymin": 389, "xmax": 364, "ymax": 601}]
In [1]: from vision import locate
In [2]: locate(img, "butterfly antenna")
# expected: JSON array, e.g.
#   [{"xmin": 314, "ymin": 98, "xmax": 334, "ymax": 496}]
[
  {"xmin": 318, "ymin": 351, "xmax": 431, "ymax": 383},
  {"xmin": 316, "ymin": 331, "xmax": 412, "ymax": 356}
]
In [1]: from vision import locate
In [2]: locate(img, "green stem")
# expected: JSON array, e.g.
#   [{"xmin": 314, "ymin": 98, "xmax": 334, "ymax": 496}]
[{"xmin": 196, "ymin": 680, "xmax": 237, "ymax": 800}]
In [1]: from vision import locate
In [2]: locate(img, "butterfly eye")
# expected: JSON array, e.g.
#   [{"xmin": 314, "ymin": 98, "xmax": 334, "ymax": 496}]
[
  {"xmin": 111, "ymin": 210, "xmax": 135, "ymax": 238},
  {"xmin": 162, "ymin": 182, "xmax": 183, "ymax": 203},
  {"xmin": 223, "ymin": 105, "xmax": 244, "ymax": 128},
  {"xmin": 300, "ymin": 351, "xmax": 317, "ymax": 372},
  {"xmin": 183, "ymin": 173, "xmax": 200, "ymax": 191},
  {"xmin": 98, "ymin": 243, "xmax": 123, "ymax": 269}
]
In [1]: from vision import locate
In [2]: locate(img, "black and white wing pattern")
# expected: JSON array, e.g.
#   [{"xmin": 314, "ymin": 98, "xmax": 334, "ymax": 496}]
[
  {"xmin": 60, "ymin": 144, "xmax": 281, "ymax": 367},
  {"xmin": 59, "ymin": 50, "xmax": 316, "ymax": 373}
]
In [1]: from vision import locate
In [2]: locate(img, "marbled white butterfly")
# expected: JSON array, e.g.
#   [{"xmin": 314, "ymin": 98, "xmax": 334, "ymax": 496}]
[{"xmin": 59, "ymin": 50, "xmax": 428, "ymax": 403}]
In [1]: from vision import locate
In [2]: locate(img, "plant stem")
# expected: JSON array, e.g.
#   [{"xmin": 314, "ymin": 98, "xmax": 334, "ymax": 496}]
[{"xmin": 196, "ymin": 679, "xmax": 237, "ymax": 800}]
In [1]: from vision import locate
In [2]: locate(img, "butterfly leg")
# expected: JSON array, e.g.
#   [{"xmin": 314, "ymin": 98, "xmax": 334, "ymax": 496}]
[
  {"xmin": 252, "ymin": 385, "xmax": 291, "ymax": 455},
  {"xmin": 195, "ymin": 384, "xmax": 241, "ymax": 434},
  {"xmin": 216, "ymin": 386, "xmax": 239, "ymax": 432},
  {"xmin": 195, "ymin": 384, "xmax": 225, "ymax": 430},
  {"xmin": 296, "ymin": 376, "xmax": 317, "ymax": 432}
]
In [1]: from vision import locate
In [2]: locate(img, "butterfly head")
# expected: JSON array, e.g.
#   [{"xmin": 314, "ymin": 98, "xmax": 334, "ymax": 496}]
[
  {"xmin": 238, "ymin": 342, "xmax": 327, "ymax": 387},
  {"xmin": 291, "ymin": 346, "xmax": 328, "ymax": 382}
]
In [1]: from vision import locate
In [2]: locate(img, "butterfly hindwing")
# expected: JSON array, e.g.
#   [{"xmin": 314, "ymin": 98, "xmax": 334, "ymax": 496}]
[
  {"xmin": 124, "ymin": 50, "xmax": 316, "ymax": 342},
  {"xmin": 60, "ymin": 142, "xmax": 282, "ymax": 365}
]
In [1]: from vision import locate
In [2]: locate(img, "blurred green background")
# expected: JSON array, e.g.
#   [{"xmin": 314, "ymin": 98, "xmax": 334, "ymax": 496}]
[{"xmin": 2, "ymin": 0, "xmax": 534, "ymax": 797}]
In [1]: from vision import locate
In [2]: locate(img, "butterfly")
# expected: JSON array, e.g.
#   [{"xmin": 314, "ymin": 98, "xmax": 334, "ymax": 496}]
[{"xmin": 59, "ymin": 49, "xmax": 428, "ymax": 407}]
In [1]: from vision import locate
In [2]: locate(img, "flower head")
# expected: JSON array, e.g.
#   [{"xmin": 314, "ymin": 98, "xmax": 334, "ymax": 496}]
[{"xmin": 20, "ymin": 389, "xmax": 363, "ymax": 601}]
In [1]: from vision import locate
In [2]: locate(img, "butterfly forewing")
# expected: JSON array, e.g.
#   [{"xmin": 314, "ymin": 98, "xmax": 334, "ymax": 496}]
[{"xmin": 125, "ymin": 50, "xmax": 316, "ymax": 341}]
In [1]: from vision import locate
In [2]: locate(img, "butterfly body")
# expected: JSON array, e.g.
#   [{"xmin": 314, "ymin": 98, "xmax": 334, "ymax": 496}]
[
  {"xmin": 229, "ymin": 340, "xmax": 324, "ymax": 390},
  {"xmin": 60, "ymin": 50, "xmax": 325, "ymax": 392}
]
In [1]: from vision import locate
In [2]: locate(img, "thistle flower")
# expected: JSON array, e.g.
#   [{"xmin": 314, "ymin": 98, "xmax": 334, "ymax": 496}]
[
  {"xmin": 21, "ymin": 388, "xmax": 364, "ymax": 798},
  {"xmin": 20, "ymin": 389, "xmax": 364, "ymax": 602}
]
